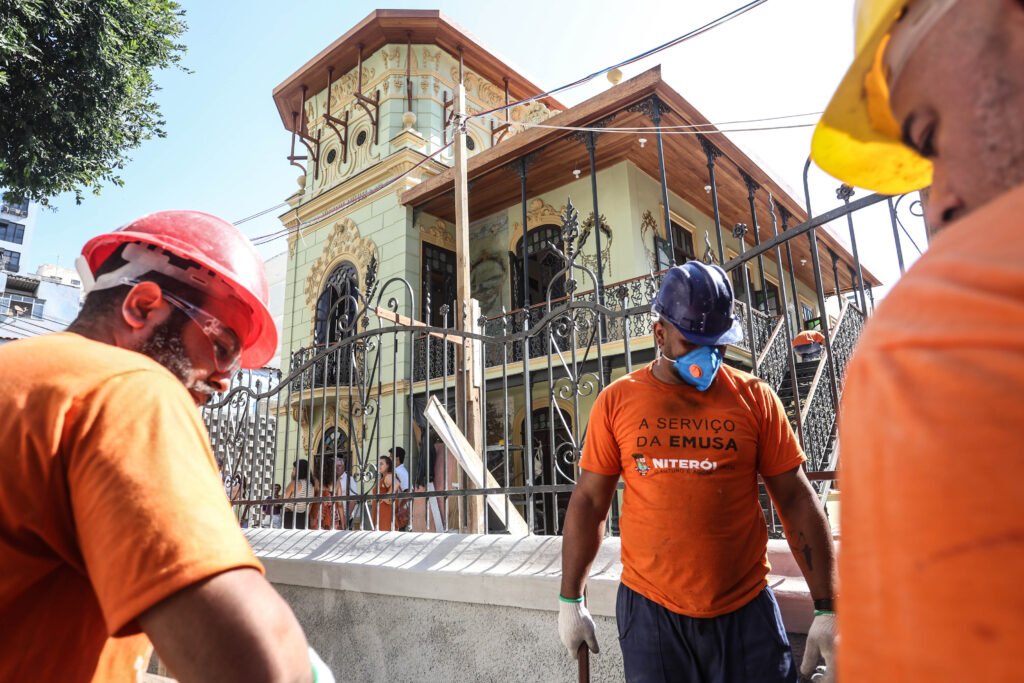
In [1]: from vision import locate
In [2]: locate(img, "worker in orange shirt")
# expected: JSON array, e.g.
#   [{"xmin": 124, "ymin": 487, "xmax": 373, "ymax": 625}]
[
  {"xmin": 558, "ymin": 262, "xmax": 837, "ymax": 682},
  {"xmin": 792, "ymin": 329, "xmax": 826, "ymax": 362},
  {"xmin": 0, "ymin": 212, "xmax": 333, "ymax": 682},
  {"xmin": 812, "ymin": 0, "xmax": 1024, "ymax": 680}
]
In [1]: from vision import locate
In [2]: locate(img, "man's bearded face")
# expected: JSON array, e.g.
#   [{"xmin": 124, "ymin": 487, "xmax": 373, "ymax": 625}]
[{"xmin": 137, "ymin": 313, "xmax": 222, "ymax": 405}]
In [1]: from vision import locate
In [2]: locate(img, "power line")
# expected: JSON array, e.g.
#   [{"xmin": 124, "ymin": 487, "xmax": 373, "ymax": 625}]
[
  {"xmin": 234, "ymin": 202, "xmax": 289, "ymax": 226},
  {"xmin": 236, "ymin": 111, "xmax": 815, "ymax": 247},
  {"xmin": 482, "ymin": 118, "xmax": 818, "ymax": 136},
  {"xmin": 477, "ymin": 110, "xmax": 821, "ymax": 133},
  {"xmin": 468, "ymin": 0, "xmax": 769, "ymax": 120},
  {"xmin": 0, "ymin": 316, "xmax": 56, "ymax": 337}
]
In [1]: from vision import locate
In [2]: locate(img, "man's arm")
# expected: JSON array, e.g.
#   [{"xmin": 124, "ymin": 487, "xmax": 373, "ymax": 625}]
[
  {"xmin": 139, "ymin": 568, "xmax": 312, "ymax": 683},
  {"xmin": 763, "ymin": 466, "xmax": 836, "ymax": 600},
  {"xmin": 560, "ymin": 469, "xmax": 620, "ymax": 598}
]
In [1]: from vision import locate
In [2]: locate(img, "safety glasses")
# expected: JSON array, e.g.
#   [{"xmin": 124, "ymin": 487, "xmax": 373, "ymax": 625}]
[{"xmin": 160, "ymin": 290, "xmax": 242, "ymax": 375}]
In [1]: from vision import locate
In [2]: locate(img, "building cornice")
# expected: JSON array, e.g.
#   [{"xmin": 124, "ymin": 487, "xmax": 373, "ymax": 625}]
[{"xmin": 280, "ymin": 148, "xmax": 449, "ymax": 241}]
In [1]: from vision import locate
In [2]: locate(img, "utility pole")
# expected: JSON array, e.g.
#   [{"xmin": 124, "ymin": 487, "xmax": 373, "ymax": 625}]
[{"xmin": 453, "ymin": 77, "xmax": 484, "ymax": 533}]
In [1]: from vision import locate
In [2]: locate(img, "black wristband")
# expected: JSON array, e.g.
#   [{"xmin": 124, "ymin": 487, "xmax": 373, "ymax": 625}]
[{"xmin": 813, "ymin": 597, "xmax": 835, "ymax": 612}]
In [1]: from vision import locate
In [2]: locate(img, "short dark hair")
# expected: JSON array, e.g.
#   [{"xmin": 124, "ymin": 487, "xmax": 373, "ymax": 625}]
[
  {"xmin": 72, "ymin": 243, "xmax": 209, "ymax": 328},
  {"xmin": 389, "ymin": 446, "xmax": 406, "ymax": 464},
  {"xmin": 293, "ymin": 458, "xmax": 309, "ymax": 480}
]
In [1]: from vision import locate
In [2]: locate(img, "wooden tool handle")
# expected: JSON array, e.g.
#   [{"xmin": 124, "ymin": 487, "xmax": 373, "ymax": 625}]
[{"xmin": 577, "ymin": 644, "xmax": 590, "ymax": 682}]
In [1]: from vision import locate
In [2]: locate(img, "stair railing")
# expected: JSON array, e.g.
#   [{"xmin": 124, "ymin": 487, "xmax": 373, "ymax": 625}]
[
  {"xmin": 828, "ymin": 300, "xmax": 867, "ymax": 389},
  {"xmin": 755, "ymin": 315, "xmax": 789, "ymax": 392},
  {"xmin": 798, "ymin": 352, "xmax": 834, "ymax": 468},
  {"xmin": 797, "ymin": 300, "xmax": 868, "ymax": 503}
]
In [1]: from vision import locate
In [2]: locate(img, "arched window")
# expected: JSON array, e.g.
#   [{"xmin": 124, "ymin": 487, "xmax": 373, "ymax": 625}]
[
  {"xmin": 314, "ymin": 261, "xmax": 359, "ymax": 346},
  {"xmin": 318, "ymin": 426, "xmax": 348, "ymax": 455},
  {"xmin": 510, "ymin": 225, "xmax": 566, "ymax": 309}
]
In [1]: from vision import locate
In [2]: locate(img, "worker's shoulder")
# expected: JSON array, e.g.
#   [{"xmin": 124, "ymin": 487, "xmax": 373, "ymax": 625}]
[
  {"xmin": 860, "ymin": 184, "xmax": 1024, "ymax": 353},
  {"xmin": 719, "ymin": 363, "xmax": 767, "ymax": 394},
  {"xmin": 1, "ymin": 332, "xmax": 183, "ymax": 397},
  {"xmin": 602, "ymin": 364, "xmax": 660, "ymax": 396}
]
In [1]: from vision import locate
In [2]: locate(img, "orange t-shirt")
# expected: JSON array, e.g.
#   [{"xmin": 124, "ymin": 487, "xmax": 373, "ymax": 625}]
[
  {"xmin": 0, "ymin": 333, "xmax": 263, "ymax": 682},
  {"xmin": 839, "ymin": 184, "xmax": 1024, "ymax": 682},
  {"xmin": 581, "ymin": 363, "xmax": 806, "ymax": 617},
  {"xmin": 793, "ymin": 330, "xmax": 825, "ymax": 347}
]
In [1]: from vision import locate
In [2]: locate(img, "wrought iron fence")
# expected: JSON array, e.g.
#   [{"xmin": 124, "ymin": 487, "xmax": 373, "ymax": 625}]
[{"xmin": 208, "ymin": 187, "xmax": 920, "ymax": 538}]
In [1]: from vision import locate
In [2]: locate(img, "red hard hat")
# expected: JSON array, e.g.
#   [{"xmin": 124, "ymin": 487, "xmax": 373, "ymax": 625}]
[{"xmin": 80, "ymin": 210, "xmax": 277, "ymax": 369}]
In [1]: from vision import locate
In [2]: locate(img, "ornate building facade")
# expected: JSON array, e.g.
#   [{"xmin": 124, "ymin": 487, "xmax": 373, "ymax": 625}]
[{"xmin": 268, "ymin": 10, "xmax": 878, "ymax": 533}]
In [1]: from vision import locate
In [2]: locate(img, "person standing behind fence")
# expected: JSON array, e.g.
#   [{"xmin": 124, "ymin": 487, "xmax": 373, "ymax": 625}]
[
  {"xmin": 0, "ymin": 211, "xmax": 330, "ymax": 681},
  {"xmin": 390, "ymin": 446, "xmax": 410, "ymax": 492},
  {"xmin": 328, "ymin": 458, "xmax": 355, "ymax": 530},
  {"xmin": 263, "ymin": 483, "xmax": 284, "ymax": 528},
  {"xmin": 283, "ymin": 459, "xmax": 311, "ymax": 530},
  {"xmin": 373, "ymin": 455, "xmax": 396, "ymax": 531},
  {"xmin": 389, "ymin": 446, "xmax": 411, "ymax": 530},
  {"xmin": 558, "ymin": 262, "xmax": 837, "ymax": 682},
  {"xmin": 811, "ymin": 1, "xmax": 1024, "ymax": 680},
  {"xmin": 311, "ymin": 457, "xmax": 352, "ymax": 530}
]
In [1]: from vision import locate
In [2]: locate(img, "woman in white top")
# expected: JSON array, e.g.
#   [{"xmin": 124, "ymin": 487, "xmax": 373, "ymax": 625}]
[{"xmin": 283, "ymin": 459, "xmax": 311, "ymax": 529}]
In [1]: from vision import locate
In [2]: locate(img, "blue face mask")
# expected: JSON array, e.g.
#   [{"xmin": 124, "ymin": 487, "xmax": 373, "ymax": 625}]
[{"xmin": 669, "ymin": 345, "xmax": 723, "ymax": 392}]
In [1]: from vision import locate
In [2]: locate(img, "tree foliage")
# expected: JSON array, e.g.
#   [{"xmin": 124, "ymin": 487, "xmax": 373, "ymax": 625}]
[{"xmin": 0, "ymin": 0, "xmax": 188, "ymax": 203}]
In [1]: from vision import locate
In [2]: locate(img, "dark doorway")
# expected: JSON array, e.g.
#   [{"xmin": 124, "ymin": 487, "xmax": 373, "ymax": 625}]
[{"xmin": 522, "ymin": 405, "xmax": 575, "ymax": 535}]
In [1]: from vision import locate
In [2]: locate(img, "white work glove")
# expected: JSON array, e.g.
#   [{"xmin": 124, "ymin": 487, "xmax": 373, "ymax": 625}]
[
  {"xmin": 799, "ymin": 612, "xmax": 836, "ymax": 683},
  {"xmin": 309, "ymin": 646, "xmax": 336, "ymax": 683},
  {"xmin": 558, "ymin": 596, "xmax": 600, "ymax": 659}
]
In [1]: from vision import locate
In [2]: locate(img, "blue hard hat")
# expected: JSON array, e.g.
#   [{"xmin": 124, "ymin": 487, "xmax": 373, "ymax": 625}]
[{"xmin": 651, "ymin": 261, "xmax": 744, "ymax": 346}]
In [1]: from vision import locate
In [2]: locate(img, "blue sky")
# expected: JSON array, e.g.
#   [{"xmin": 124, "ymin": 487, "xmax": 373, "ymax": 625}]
[{"xmin": 30, "ymin": 0, "xmax": 926, "ymax": 290}]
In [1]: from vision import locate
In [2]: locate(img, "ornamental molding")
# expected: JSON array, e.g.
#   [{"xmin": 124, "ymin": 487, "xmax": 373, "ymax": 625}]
[
  {"xmin": 418, "ymin": 217, "xmax": 455, "ymax": 249},
  {"xmin": 303, "ymin": 218, "xmax": 379, "ymax": 307},
  {"xmin": 509, "ymin": 198, "xmax": 565, "ymax": 251},
  {"xmin": 640, "ymin": 209, "xmax": 659, "ymax": 271}
]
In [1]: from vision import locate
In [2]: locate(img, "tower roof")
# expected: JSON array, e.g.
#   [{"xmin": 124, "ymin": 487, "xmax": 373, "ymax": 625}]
[{"xmin": 272, "ymin": 9, "xmax": 562, "ymax": 133}]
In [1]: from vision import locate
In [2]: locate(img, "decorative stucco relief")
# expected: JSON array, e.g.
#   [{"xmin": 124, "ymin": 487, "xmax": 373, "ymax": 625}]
[
  {"xmin": 381, "ymin": 46, "xmax": 401, "ymax": 69},
  {"xmin": 509, "ymin": 198, "xmax": 565, "ymax": 251},
  {"xmin": 419, "ymin": 217, "xmax": 456, "ymax": 250},
  {"xmin": 304, "ymin": 218, "xmax": 379, "ymax": 307},
  {"xmin": 579, "ymin": 212, "xmax": 613, "ymax": 278},
  {"xmin": 421, "ymin": 47, "xmax": 442, "ymax": 72},
  {"xmin": 640, "ymin": 209, "xmax": 660, "ymax": 271}
]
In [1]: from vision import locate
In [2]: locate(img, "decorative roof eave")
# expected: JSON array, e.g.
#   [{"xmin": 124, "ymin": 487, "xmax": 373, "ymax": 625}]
[
  {"xmin": 399, "ymin": 66, "xmax": 881, "ymax": 288},
  {"xmin": 400, "ymin": 67, "xmax": 666, "ymax": 207},
  {"xmin": 272, "ymin": 9, "xmax": 562, "ymax": 133}
]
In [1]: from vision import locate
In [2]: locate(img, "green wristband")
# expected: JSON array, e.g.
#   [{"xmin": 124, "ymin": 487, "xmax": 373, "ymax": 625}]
[
  {"xmin": 559, "ymin": 594, "xmax": 585, "ymax": 603},
  {"xmin": 814, "ymin": 609, "xmax": 835, "ymax": 617}
]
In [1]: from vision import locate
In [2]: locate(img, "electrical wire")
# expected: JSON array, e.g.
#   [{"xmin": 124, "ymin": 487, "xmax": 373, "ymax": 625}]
[
  {"xmin": 468, "ymin": 0, "xmax": 769, "ymax": 120},
  {"xmin": 0, "ymin": 315, "xmax": 58, "ymax": 337},
  {"xmin": 476, "ymin": 110, "xmax": 822, "ymax": 134},
  {"xmin": 481, "ymin": 119, "xmax": 818, "ymax": 136},
  {"xmin": 234, "ymin": 202, "xmax": 289, "ymax": 226},
  {"xmin": 1, "ymin": 303, "xmax": 75, "ymax": 327},
  {"xmin": 239, "ymin": 113, "xmax": 814, "ymax": 246}
]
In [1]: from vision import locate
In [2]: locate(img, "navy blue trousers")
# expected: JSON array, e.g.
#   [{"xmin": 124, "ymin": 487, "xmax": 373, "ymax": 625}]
[{"xmin": 616, "ymin": 583, "xmax": 796, "ymax": 683}]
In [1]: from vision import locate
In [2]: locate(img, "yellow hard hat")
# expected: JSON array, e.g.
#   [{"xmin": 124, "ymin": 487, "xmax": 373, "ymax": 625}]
[{"xmin": 811, "ymin": 0, "xmax": 933, "ymax": 194}]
